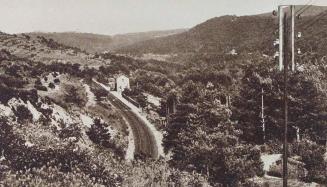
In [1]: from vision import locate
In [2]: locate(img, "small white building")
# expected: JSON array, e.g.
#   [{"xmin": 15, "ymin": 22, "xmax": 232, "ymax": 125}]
[
  {"xmin": 228, "ymin": 48, "xmax": 238, "ymax": 56},
  {"xmin": 116, "ymin": 75, "xmax": 130, "ymax": 93}
]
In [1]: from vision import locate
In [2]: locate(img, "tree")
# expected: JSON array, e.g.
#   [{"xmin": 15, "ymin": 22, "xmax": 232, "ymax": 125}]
[
  {"xmin": 64, "ymin": 86, "xmax": 85, "ymax": 107},
  {"xmin": 295, "ymin": 139, "xmax": 327, "ymax": 184},
  {"xmin": 0, "ymin": 84, "xmax": 16, "ymax": 104},
  {"xmin": 86, "ymin": 118, "xmax": 113, "ymax": 148},
  {"xmin": 13, "ymin": 105, "xmax": 33, "ymax": 124},
  {"xmin": 59, "ymin": 123, "xmax": 81, "ymax": 141},
  {"xmin": 54, "ymin": 78, "xmax": 60, "ymax": 84},
  {"xmin": 48, "ymin": 82, "xmax": 55, "ymax": 89},
  {"xmin": 164, "ymin": 82, "xmax": 263, "ymax": 185},
  {"xmin": 233, "ymin": 62, "xmax": 326, "ymax": 144},
  {"xmin": 5, "ymin": 65, "xmax": 20, "ymax": 77}
]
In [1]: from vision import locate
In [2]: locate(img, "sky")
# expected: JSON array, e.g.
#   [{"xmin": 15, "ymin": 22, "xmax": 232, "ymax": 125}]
[{"xmin": 0, "ymin": 0, "xmax": 327, "ymax": 35}]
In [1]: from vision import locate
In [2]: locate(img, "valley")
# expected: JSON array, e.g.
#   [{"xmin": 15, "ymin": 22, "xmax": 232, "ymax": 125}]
[{"xmin": 0, "ymin": 4, "xmax": 327, "ymax": 187}]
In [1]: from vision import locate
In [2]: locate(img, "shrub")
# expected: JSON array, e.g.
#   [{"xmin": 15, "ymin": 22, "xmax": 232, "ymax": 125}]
[
  {"xmin": 294, "ymin": 140, "xmax": 327, "ymax": 184},
  {"xmin": 0, "ymin": 75, "xmax": 28, "ymax": 88},
  {"xmin": 54, "ymin": 78, "xmax": 60, "ymax": 84},
  {"xmin": 0, "ymin": 84, "xmax": 15, "ymax": 104},
  {"xmin": 5, "ymin": 65, "xmax": 21, "ymax": 77},
  {"xmin": 122, "ymin": 159, "xmax": 209, "ymax": 186},
  {"xmin": 0, "ymin": 49, "xmax": 11, "ymax": 61},
  {"xmin": 13, "ymin": 105, "xmax": 33, "ymax": 123},
  {"xmin": 38, "ymin": 115, "xmax": 52, "ymax": 126},
  {"xmin": 48, "ymin": 82, "xmax": 55, "ymax": 89},
  {"xmin": 35, "ymin": 78, "xmax": 42, "ymax": 85},
  {"xmin": 35, "ymin": 84, "xmax": 48, "ymax": 91},
  {"xmin": 64, "ymin": 86, "xmax": 85, "ymax": 107},
  {"xmin": 18, "ymin": 89, "xmax": 38, "ymax": 104},
  {"xmin": 21, "ymin": 33, "xmax": 30, "ymax": 40},
  {"xmin": 86, "ymin": 119, "xmax": 112, "ymax": 148},
  {"xmin": 1, "ymin": 166, "xmax": 104, "ymax": 187},
  {"xmin": 58, "ymin": 124, "xmax": 81, "ymax": 141},
  {"xmin": 0, "ymin": 120, "xmax": 119, "ymax": 186}
]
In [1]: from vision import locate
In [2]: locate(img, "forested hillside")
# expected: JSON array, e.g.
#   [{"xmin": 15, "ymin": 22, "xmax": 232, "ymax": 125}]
[
  {"xmin": 1, "ymin": 5, "xmax": 327, "ymax": 186},
  {"xmin": 26, "ymin": 29, "xmax": 187, "ymax": 53},
  {"xmin": 0, "ymin": 31, "xmax": 208, "ymax": 186},
  {"xmin": 117, "ymin": 6, "xmax": 327, "ymax": 58}
]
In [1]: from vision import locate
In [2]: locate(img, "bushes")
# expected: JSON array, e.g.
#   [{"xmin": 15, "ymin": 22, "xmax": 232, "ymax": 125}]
[
  {"xmin": 53, "ymin": 78, "xmax": 60, "ymax": 84},
  {"xmin": 58, "ymin": 123, "xmax": 81, "ymax": 141},
  {"xmin": 5, "ymin": 65, "xmax": 21, "ymax": 77},
  {"xmin": 48, "ymin": 82, "xmax": 55, "ymax": 89},
  {"xmin": 13, "ymin": 105, "xmax": 33, "ymax": 124},
  {"xmin": 64, "ymin": 86, "xmax": 85, "ymax": 107},
  {"xmin": 260, "ymin": 141, "xmax": 283, "ymax": 154},
  {"xmin": 1, "ymin": 166, "xmax": 104, "ymax": 187},
  {"xmin": 0, "ymin": 118, "xmax": 119, "ymax": 186},
  {"xmin": 35, "ymin": 84, "xmax": 48, "ymax": 91},
  {"xmin": 86, "ymin": 119, "xmax": 124, "ymax": 158},
  {"xmin": 18, "ymin": 89, "xmax": 38, "ymax": 104},
  {"xmin": 0, "ymin": 84, "xmax": 16, "ymax": 104},
  {"xmin": 6, "ymin": 146, "xmax": 118, "ymax": 186},
  {"xmin": 213, "ymin": 145, "xmax": 264, "ymax": 185},
  {"xmin": 163, "ymin": 80, "xmax": 265, "ymax": 186},
  {"xmin": 294, "ymin": 140, "xmax": 327, "ymax": 184},
  {"xmin": 0, "ymin": 78, "xmax": 39, "ymax": 104},
  {"xmin": 0, "ymin": 49, "xmax": 11, "ymax": 61},
  {"xmin": 0, "ymin": 75, "xmax": 28, "ymax": 88},
  {"xmin": 121, "ymin": 159, "xmax": 209, "ymax": 186},
  {"xmin": 87, "ymin": 119, "xmax": 112, "ymax": 147},
  {"xmin": 34, "ymin": 78, "xmax": 48, "ymax": 91}
]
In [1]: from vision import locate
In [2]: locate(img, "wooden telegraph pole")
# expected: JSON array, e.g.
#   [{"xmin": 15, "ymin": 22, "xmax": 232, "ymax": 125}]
[
  {"xmin": 261, "ymin": 88, "xmax": 265, "ymax": 143},
  {"xmin": 279, "ymin": 5, "xmax": 295, "ymax": 187}
]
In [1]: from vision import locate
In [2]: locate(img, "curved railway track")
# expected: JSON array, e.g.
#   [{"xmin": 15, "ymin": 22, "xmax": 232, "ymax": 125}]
[{"xmin": 107, "ymin": 93, "xmax": 158, "ymax": 159}]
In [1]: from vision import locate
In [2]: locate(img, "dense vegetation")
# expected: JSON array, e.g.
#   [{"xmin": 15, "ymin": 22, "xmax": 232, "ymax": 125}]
[
  {"xmin": 1, "ymin": 7, "xmax": 327, "ymax": 185},
  {"xmin": 0, "ymin": 35, "xmax": 209, "ymax": 186}
]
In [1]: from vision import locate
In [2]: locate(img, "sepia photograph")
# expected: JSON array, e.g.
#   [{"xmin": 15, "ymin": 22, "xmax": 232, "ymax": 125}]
[{"xmin": 0, "ymin": 0, "xmax": 326, "ymax": 186}]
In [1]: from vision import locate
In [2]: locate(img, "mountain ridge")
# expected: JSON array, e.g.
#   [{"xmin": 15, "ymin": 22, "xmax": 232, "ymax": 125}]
[
  {"xmin": 116, "ymin": 5, "xmax": 327, "ymax": 56},
  {"xmin": 26, "ymin": 29, "xmax": 187, "ymax": 53}
]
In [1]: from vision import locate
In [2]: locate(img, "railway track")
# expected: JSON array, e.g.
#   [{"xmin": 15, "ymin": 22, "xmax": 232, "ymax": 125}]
[{"xmin": 107, "ymin": 93, "xmax": 158, "ymax": 159}]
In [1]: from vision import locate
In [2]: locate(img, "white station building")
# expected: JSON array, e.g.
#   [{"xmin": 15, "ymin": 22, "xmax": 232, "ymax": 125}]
[{"xmin": 116, "ymin": 75, "xmax": 130, "ymax": 93}]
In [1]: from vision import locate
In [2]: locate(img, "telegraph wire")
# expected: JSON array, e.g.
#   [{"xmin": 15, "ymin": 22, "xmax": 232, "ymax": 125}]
[
  {"xmin": 298, "ymin": 7, "xmax": 327, "ymax": 31},
  {"xmin": 295, "ymin": 0, "xmax": 314, "ymax": 16},
  {"xmin": 274, "ymin": 2, "xmax": 314, "ymax": 38}
]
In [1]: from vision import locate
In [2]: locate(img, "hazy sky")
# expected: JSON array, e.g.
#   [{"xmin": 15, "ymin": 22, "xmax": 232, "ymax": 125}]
[{"xmin": 0, "ymin": 0, "xmax": 327, "ymax": 35}]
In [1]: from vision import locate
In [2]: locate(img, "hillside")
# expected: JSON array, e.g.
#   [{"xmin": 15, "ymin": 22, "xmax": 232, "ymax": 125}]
[
  {"xmin": 0, "ymin": 32, "xmax": 110, "ymax": 67},
  {"xmin": 26, "ymin": 29, "xmax": 187, "ymax": 53},
  {"xmin": 117, "ymin": 15, "xmax": 276, "ymax": 55},
  {"xmin": 117, "ymin": 5, "xmax": 327, "ymax": 56},
  {"xmin": 0, "ymin": 31, "xmax": 208, "ymax": 186},
  {"xmin": 1, "ymin": 4, "xmax": 326, "ymax": 186}
]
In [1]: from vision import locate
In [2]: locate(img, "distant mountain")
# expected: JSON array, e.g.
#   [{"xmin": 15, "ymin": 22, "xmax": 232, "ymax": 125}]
[
  {"xmin": 117, "ymin": 5, "xmax": 327, "ymax": 56},
  {"xmin": 117, "ymin": 15, "xmax": 276, "ymax": 55},
  {"xmin": 26, "ymin": 29, "xmax": 187, "ymax": 53}
]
